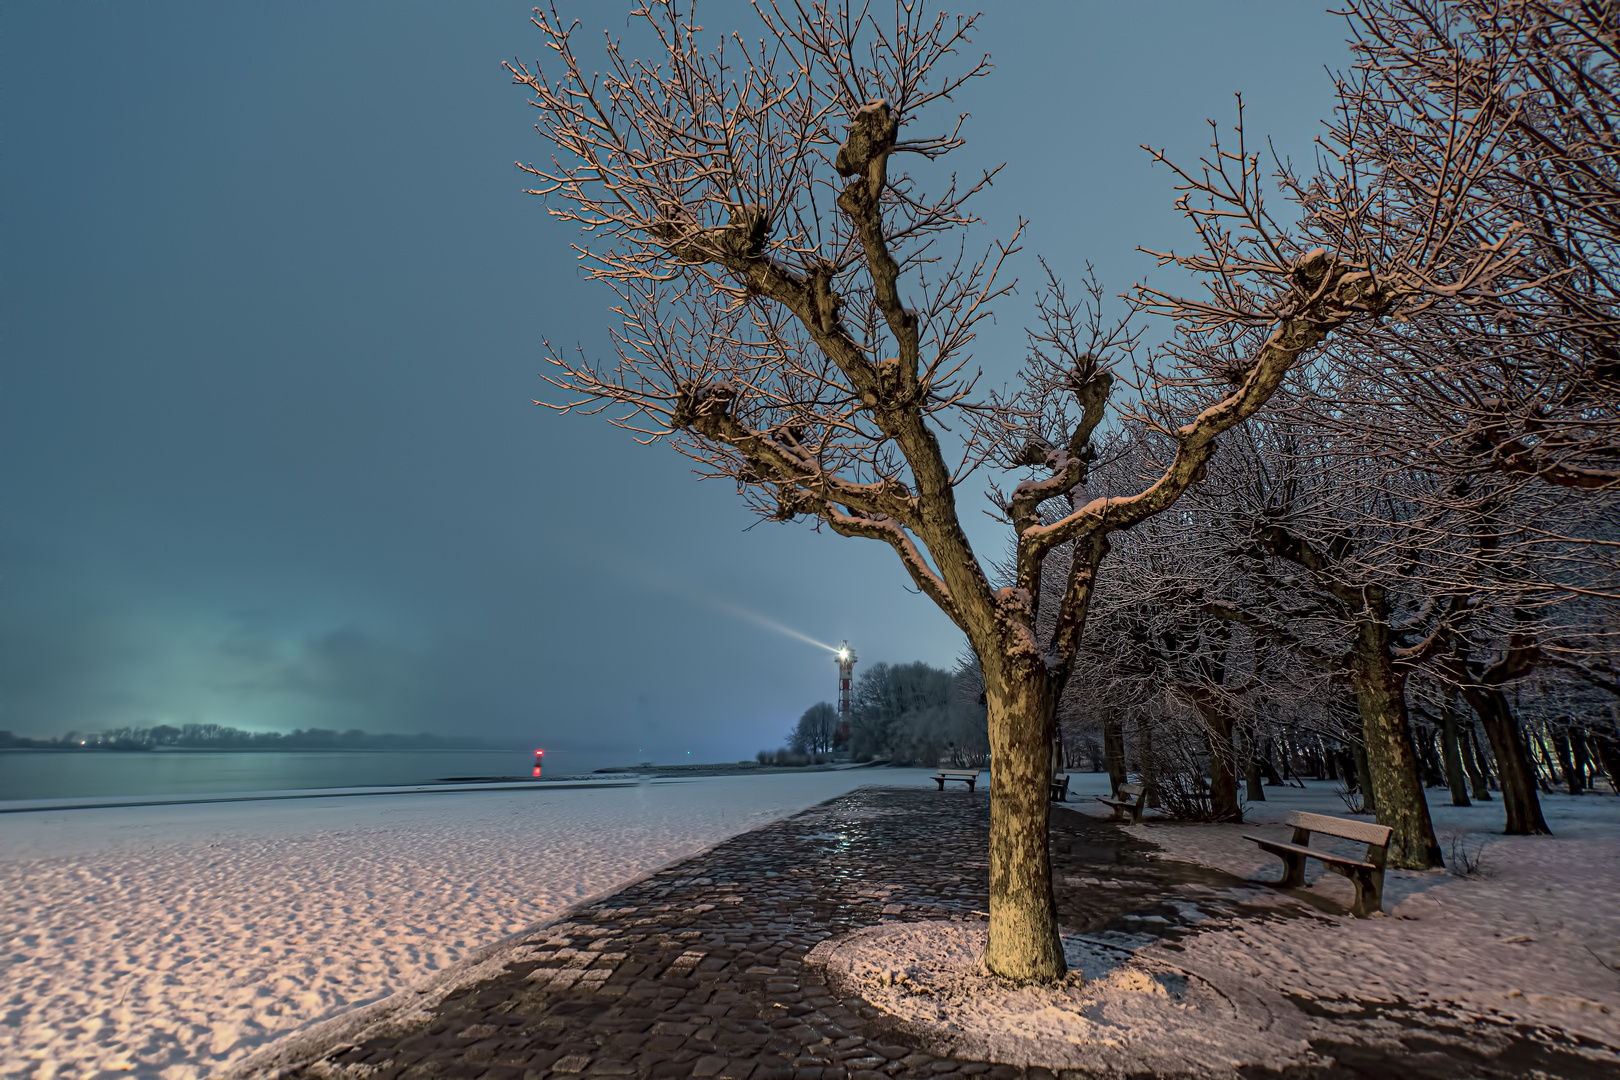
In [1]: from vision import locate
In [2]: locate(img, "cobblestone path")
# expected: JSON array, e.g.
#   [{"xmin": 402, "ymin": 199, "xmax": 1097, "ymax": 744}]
[{"xmin": 291, "ymin": 786, "xmax": 1607, "ymax": 1080}]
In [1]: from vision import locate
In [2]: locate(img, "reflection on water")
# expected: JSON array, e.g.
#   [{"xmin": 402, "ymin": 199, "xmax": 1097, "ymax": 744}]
[{"xmin": 0, "ymin": 748, "xmax": 621, "ymax": 801}]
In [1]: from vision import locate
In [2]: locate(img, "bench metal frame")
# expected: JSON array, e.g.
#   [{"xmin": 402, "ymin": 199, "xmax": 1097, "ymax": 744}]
[{"xmin": 1244, "ymin": 810, "xmax": 1393, "ymax": 918}]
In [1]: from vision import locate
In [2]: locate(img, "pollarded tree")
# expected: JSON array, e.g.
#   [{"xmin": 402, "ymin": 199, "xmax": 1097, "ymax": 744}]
[
  {"xmin": 1038, "ymin": 446, "xmax": 1310, "ymax": 824},
  {"xmin": 1181, "ymin": 417, "xmax": 1455, "ymax": 865},
  {"xmin": 508, "ymin": 1, "xmax": 1513, "ymax": 981}
]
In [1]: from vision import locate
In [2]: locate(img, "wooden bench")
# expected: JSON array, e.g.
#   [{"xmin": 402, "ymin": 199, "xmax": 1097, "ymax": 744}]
[
  {"xmin": 1050, "ymin": 772, "xmax": 1070, "ymax": 802},
  {"xmin": 1095, "ymin": 782, "xmax": 1146, "ymax": 824},
  {"xmin": 933, "ymin": 768, "xmax": 981, "ymax": 792},
  {"xmin": 1243, "ymin": 810, "xmax": 1393, "ymax": 918}
]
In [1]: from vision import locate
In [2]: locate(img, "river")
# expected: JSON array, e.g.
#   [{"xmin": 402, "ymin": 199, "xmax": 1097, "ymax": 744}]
[{"xmin": 0, "ymin": 747, "xmax": 627, "ymax": 801}]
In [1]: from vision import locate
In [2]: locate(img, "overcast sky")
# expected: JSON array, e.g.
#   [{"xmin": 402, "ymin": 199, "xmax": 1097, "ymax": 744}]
[{"xmin": 0, "ymin": 2, "xmax": 1352, "ymax": 761}]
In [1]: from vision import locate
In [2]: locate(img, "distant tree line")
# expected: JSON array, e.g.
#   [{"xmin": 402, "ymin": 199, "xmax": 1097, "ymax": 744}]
[
  {"xmin": 763, "ymin": 656, "xmax": 990, "ymax": 768},
  {"xmin": 0, "ymin": 725, "xmax": 490, "ymax": 751}
]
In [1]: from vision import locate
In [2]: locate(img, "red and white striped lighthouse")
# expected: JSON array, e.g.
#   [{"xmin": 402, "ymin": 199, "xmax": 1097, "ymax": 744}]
[{"xmin": 835, "ymin": 641, "xmax": 857, "ymax": 749}]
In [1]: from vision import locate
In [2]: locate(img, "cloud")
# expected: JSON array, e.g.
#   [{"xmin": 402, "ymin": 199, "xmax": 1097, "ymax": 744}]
[{"xmin": 0, "ymin": 605, "xmax": 440, "ymax": 737}]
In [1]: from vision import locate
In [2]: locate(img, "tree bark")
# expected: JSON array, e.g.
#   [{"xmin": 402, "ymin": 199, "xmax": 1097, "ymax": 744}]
[
  {"xmin": 1194, "ymin": 701, "xmax": 1242, "ymax": 821},
  {"xmin": 1458, "ymin": 684, "xmax": 1550, "ymax": 835},
  {"xmin": 1351, "ymin": 739, "xmax": 1377, "ymax": 815},
  {"xmin": 1463, "ymin": 722, "xmax": 1494, "ymax": 799},
  {"xmin": 1138, "ymin": 724, "xmax": 1159, "ymax": 808},
  {"xmin": 981, "ymin": 665, "xmax": 1065, "ymax": 983},
  {"xmin": 1350, "ymin": 619, "xmax": 1442, "ymax": 869},
  {"xmin": 1103, "ymin": 714, "xmax": 1127, "ymax": 797},
  {"xmin": 1591, "ymin": 721, "xmax": 1620, "ymax": 794},
  {"xmin": 1551, "ymin": 726, "xmax": 1581, "ymax": 795},
  {"xmin": 1569, "ymin": 729, "xmax": 1591, "ymax": 794},
  {"xmin": 1417, "ymin": 724, "xmax": 1447, "ymax": 789},
  {"xmin": 1530, "ymin": 729, "xmax": 1558, "ymax": 793},
  {"xmin": 1260, "ymin": 741, "xmax": 1284, "ymax": 786},
  {"xmin": 1246, "ymin": 758, "xmax": 1266, "ymax": 801},
  {"xmin": 1440, "ymin": 697, "xmax": 1471, "ymax": 807}
]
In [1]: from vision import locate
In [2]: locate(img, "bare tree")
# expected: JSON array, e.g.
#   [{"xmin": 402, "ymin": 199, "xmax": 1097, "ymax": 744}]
[
  {"xmin": 1295, "ymin": 0, "xmax": 1619, "ymax": 492},
  {"xmin": 1171, "ymin": 388, "xmax": 1579, "ymax": 840},
  {"xmin": 790, "ymin": 701, "xmax": 840, "ymax": 754},
  {"xmin": 1040, "ymin": 458, "xmax": 1300, "ymax": 826},
  {"xmin": 1183, "ymin": 417, "xmax": 1465, "ymax": 864},
  {"xmin": 507, "ymin": 2, "xmax": 1509, "ymax": 981}
]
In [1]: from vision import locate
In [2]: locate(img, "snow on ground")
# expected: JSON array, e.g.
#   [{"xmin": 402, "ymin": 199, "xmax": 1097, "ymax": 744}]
[
  {"xmin": 809, "ymin": 775, "xmax": 1620, "ymax": 1073},
  {"xmin": 1064, "ymin": 773, "xmax": 1620, "ymax": 1055},
  {"xmin": 814, "ymin": 920, "xmax": 1316, "ymax": 1074},
  {"xmin": 9, "ymin": 767, "xmax": 1613, "ymax": 1079},
  {"xmin": 0, "ymin": 770, "xmax": 936, "ymax": 1080}
]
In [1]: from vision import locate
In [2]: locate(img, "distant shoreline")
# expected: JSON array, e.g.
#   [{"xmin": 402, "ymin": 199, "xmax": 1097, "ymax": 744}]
[
  {"xmin": 434, "ymin": 762, "xmax": 885, "ymax": 784},
  {"xmin": 591, "ymin": 760, "xmax": 887, "ymax": 778},
  {"xmin": 0, "ymin": 745, "xmax": 514, "ymax": 754},
  {"xmin": 0, "ymin": 766, "xmax": 901, "ymax": 814}
]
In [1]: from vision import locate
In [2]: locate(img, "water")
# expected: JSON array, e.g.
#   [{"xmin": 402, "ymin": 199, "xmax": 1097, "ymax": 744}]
[{"xmin": 0, "ymin": 747, "xmax": 627, "ymax": 802}]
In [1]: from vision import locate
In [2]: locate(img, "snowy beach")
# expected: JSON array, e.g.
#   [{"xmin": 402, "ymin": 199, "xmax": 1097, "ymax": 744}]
[{"xmin": 1, "ymin": 770, "xmax": 933, "ymax": 1080}]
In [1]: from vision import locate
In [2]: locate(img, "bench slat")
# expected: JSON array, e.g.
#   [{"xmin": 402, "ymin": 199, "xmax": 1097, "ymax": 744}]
[
  {"xmin": 1286, "ymin": 811, "xmax": 1391, "ymax": 846},
  {"xmin": 1094, "ymin": 783, "xmax": 1147, "ymax": 824},
  {"xmin": 1244, "ymin": 836, "xmax": 1376, "ymax": 873}
]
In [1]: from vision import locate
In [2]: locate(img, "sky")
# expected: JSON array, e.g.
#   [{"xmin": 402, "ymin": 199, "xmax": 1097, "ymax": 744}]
[{"xmin": 0, "ymin": 2, "xmax": 1353, "ymax": 762}]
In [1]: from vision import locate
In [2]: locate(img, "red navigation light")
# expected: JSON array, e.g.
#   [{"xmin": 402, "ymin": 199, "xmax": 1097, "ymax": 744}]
[{"xmin": 533, "ymin": 748, "xmax": 545, "ymax": 778}]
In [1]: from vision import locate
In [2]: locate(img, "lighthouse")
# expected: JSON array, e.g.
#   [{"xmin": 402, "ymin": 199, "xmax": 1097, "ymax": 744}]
[{"xmin": 834, "ymin": 641, "xmax": 857, "ymax": 750}]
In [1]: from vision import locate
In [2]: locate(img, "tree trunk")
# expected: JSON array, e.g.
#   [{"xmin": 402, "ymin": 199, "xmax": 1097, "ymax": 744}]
[
  {"xmin": 1246, "ymin": 758, "xmax": 1266, "ymax": 801},
  {"xmin": 1351, "ymin": 739, "xmax": 1376, "ymax": 814},
  {"xmin": 1441, "ymin": 698, "xmax": 1471, "ymax": 807},
  {"xmin": 1458, "ymin": 684, "xmax": 1550, "ymax": 835},
  {"xmin": 1568, "ymin": 729, "xmax": 1590, "ymax": 794},
  {"xmin": 1530, "ymin": 729, "xmax": 1557, "ymax": 793},
  {"xmin": 1102, "ymin": 714, "xmax": 1126, "ymax": 797},
  {"xmin": 1138, "ymin": 724, "xmax": 1159, "ymax": 808},
  {"xmin": 1591, "ymin": 722, "xmax": 1620, "ymax": 794},
  {"xmin": 1349, "ymin": 624, "xmax": 1442, "ymax": 869},
  {"xmin": 1276, "ymin": 732, "xmax": 1298, "ymax": 785},
  {"xmin": 1463, "ymin": 721, "xmax": 1494, "ymax": 799},
  {"xmin": 1260, "ymin": 741, "xmax": 1284, "ymax": 786},
  {"xmin": 1194, "ymin": 701, "xmax": 1242, "ymax": 822},
  {"xmin": 1336, "ymin": 748, "xmax": 1358, "ymax": 791},
  {"xmin": 1417, "ymin": 724, "xmax": 1447, "ymax": 788},
  {"xmin": 982, "ymin": 668, "xmax": 1065, "ymax": 983},
  {"xmin": 1551, "ymin": 726, "xmax": 1581, "ymax": 795}
]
